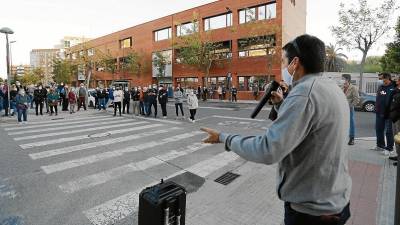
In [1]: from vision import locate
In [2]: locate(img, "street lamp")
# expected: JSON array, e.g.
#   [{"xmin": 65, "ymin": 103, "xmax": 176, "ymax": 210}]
[
  {"xmin": 10, "ymin": 41, "xmax": 16, "ymax": 81},
  {"xmin": 0, "ymin": 27, "xmax": 14, "ymax": 117}
]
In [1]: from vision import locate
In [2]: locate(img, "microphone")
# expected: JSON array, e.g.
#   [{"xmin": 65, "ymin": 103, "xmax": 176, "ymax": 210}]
[{"xmin": 250, "ymin": 81, "xmax": 280, "ymax": 119}]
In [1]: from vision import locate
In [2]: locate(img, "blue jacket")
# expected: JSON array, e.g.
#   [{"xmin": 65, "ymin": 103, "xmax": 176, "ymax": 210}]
[{"xmin": 376, "ymin": 81, "xmax": 396, "ymax": 117}]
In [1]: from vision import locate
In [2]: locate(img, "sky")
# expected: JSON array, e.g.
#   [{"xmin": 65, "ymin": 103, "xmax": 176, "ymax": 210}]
[{"xmin": 0, "ymin": 0, "xmax": 398, "ymax": 79}]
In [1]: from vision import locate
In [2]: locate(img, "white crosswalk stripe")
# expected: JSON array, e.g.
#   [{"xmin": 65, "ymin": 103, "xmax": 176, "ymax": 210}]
[
  {"xmin": 83, "ymin": 151, "xmax": 239, "ymax": 225},
  {"xmin": 59, "ymin": 143, "xmax": 211, "ymax": 193},
  {"xmin": 7, "ymin": 118, "xmax": 126, "ymax": 135},
  {"xmin": 19, "ymin": 121, "xmax": 151, "ymax": 149},
  {"xmin": 30, "ymin": 125, "xmax": 175, "ymax": 160},
  {"xmin": 4, "ymin": 112, "xmax": 244, "ymax": 225},
  {"xmin": 13, "ymin": 120, "xmax": 145, "ymax": 141},
  {"xmin": 4, "ymin": 117, "xmax": 119, "ymax": 131},
  {"xmin": 40, "ymin": 130, "xmax": 202, "ymax": 174},
  {"xmin": 0, "ymin": 115, "xmax": 110, "ymax": 127}
]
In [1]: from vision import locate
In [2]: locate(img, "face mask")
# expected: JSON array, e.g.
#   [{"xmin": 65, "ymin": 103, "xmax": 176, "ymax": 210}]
[
  {"xmin": 125, "ymin": 88, "xmax": 128, "ymax": 91},
  {"xmin": 378, "ymin": 80, "xmax": 384, "ymax": 86},
  {"xmin": 282, "ymin": 68, "xmax": 293, "ymax": 86},
  {"xmin": 20, "ymin": 91, "xmax": 25, "ymax": 96},
  {"xmin": 338, "ymin": 80, "xmax": 345, "ymax": 86},
  {"xmin": 39, "ymin": 87, "xmax": 42, "ymax": 90}
]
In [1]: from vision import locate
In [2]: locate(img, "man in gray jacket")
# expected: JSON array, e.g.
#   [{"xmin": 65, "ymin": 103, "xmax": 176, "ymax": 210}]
[{"xmin": 202, "ymin": 35, "xmax": 351, "ymax": 225}]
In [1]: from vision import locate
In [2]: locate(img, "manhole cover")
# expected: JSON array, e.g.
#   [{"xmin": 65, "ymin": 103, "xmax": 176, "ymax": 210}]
[
  {"xmin": 88, "ymin": 132, "xmax": 111, "ymax": 138},
  {"xmin": 214, "ymin": 172, "xmax": 240, "ymax": 185}
]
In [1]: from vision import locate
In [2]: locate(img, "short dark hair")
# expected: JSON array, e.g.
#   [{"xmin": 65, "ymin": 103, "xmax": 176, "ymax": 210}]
[
  {"xmin": 342, "ymin": 74, "xmax": 351, "ymax": 82},
  {"xmin": 282, "ymin": 34, "xmax": 326, "ymax": 74},
  {"xmin": 379, "ymin": 72, "xmax": 392, "ymax": 80}
]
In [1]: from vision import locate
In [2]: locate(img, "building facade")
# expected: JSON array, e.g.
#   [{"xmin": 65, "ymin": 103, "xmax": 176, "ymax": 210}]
[
  {"xmin": 30, "ymin": 49, "xmax": 60, "ymax": 85},
  {"xmin": 54, "ymin": 36, "xmax": 92, "ymax": 59},
  {"xmin": 11, "ymin": 65, "xmax": 32, "ymax": 78},
  {"xmin": 69, "ymin": 0, "xmax": 306, "ymax": 99}
]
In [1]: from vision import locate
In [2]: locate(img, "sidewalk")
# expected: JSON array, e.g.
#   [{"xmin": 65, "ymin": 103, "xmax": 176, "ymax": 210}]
[{"xmin": 185, "ymin": 139, "xmax": 395, "ymax": 225}]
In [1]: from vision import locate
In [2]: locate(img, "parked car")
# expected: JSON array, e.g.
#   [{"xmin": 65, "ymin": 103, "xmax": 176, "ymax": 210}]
[{"xmin": 356, "ymin": 92, "xmax": 376, "ymax": 112}]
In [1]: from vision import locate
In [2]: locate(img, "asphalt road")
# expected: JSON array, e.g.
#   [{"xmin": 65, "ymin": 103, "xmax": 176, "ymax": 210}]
[{"xmin": 0, "ymin": 102, "xmax": 375, "ymax": 225}]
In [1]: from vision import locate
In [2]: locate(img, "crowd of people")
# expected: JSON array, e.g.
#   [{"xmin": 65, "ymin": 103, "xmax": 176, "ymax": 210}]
[{"xmin": 0, "ymin": 81, "xmax": 202, "ymax": 124}]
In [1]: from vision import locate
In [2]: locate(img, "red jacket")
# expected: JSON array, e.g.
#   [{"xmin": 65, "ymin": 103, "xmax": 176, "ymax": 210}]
[{"xmin": 68, "ymin": 91, "xmax": 77, "ymax": 104}]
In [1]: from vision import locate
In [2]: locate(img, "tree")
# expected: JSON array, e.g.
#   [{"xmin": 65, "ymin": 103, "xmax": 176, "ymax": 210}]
[
  {"xmin": 21, "ymin": 68, "xmax": 43, "ymax": 85},
  {"xmin": 331, "ymin": 0, "xmax": 398, "ymax": 89},
  {"xmin": 152, "ymin": 51, "xmax": 167, "ymax": 85},
  {"xmin": 174, "ymin": 18, "xmax": 223, "ymax": 88},
  {"xmin": 122, "ymin": 51, "xmax": 147, "ymax": 76},
  {"xmin": 325, "ymin": 44, "xmax": 348, "ymax": 72},
  {"xmin": 52, "ymin": 59, "xmax": 75, "ymax": 84},
  {"xmin": 381, "ymin": 17, "xmax": 400, "ymax": 73}
]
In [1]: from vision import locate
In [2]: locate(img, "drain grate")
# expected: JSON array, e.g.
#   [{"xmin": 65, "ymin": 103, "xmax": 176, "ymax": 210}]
[{"xmin": 214, "ymin": 172, "xmax": 240, "ymax": 185}]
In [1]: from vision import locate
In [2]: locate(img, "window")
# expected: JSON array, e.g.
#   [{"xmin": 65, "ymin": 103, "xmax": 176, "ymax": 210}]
[
  {"xmin": 120, "ymin": 37, "xmax": 132, "ymax": 49},
  {"xmin": 176, "ymin": 77, "xmax": 199, "ymax": 89},
  {"xmin": 238, "ymin": 35, "xmax": 276, "ymax": 57},
  {"xmin": 64, "ymin": 41, "xmax": 71, "ymax": 48},
  {"xmin": 204, "ymin": 13, "xmax": 232, "ymax": 31},
  {"xmin": 238, "ymin": 76, "xmax": 275, "ymax": 91},
  {"xmin": 88, "ymin": 48, "xmax": 94, "ymax": 56},
  {"xmin": 79, "ymin": 50, "xmax": 85, "ymax": 56},
  {"xmin": 154, "ymin": 27, "xmax": 172, "ymax": 41},
  {"xmin": 266, "ymin": 3, "xmax": 277, "ymax": 19},
  {"xmin": 152, "ymin": 50, "xmax": 173, "ymax": 78},
  {"xmin": 239, "ymin": 7, "xmax": 256, "ymax": 24},
  {"xmin": 210, "ymin": 41, "xmax": 232, "ymax": 59},
  {"xmin": 177, "ymin": 21, "xmax": 199, "ymax": 36},
  {"xmin": 258, "ymin": 3, "xmax": 277, "ymax": 20}
]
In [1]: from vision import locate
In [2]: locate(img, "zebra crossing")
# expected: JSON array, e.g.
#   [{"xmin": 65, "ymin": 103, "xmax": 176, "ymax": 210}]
[{"xmin": 2, "ymin": 113, "xmax": 242, "ymax": 225}]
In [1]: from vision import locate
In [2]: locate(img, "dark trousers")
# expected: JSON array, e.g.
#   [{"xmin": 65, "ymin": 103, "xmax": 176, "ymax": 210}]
[
  {"xmin": 175, "ymin": 103, "xmax": 184, "ymax": 116},
  {"xmin": 150, "ymin": 101, "xmax": 157, "ymax": 117},
  {"xmin": 62, "ymin": 97, "xmax": 69, "ymax": 111},
  {"xmin": 122, "ymin": 100, "xmax": 130, "ymax": 114},
  {"xmin": 78, "ymin": 96, "xmax": 86, "ymax": 110},
  {"xmin": 160, "ymin": 103, "xmax": 167, "ymax": 117},
  {"xmin": 114, "ymin": 102, "xmax": 121, "ymax": 116},
  {"xmin": 376, "ymin": 114, "xmax": 394, "ymax": 150},
  {"xmin": 284, "ymin": 202, "xmax": 351, "ymax": 225},
  {"xmin": 35, "ymin": 101, "xmax": 43, "ymax": 115},
  {"xmin": 139, "ymin": 101, "xmax": 145, "ymax": 115},
  {"xmin": 189, "ymin": 109, "xmax": 197, "ymax": 120},
  {"xmin": 50, "ymin": 105, "xmax": 58, "ymax": 115},
  {"xmin": 231, "ymin": 94, "xmax": 237, "ymax": 102}
]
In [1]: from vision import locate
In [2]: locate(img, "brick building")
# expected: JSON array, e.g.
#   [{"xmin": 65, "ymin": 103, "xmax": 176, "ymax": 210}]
[{"xmin": 68, "ymin": 0, "xmax": 306, "ymax": 100}]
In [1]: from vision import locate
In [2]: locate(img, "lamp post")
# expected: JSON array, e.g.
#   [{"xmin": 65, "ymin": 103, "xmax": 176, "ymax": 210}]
[
  {"xmin": 0, "ymin": 27, "xmax": 14, "ymax": 116},
  {"xmin": 10, "ymin": 41, "xmax": 16, "ymax": 81},
  {"xmin": 226, "ymin": 7, "xmax": 233, "ymax": 102}
]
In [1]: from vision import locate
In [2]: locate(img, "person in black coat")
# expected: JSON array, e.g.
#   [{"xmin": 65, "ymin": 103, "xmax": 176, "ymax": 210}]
[
  {"xmin": 158, "ymin": 85, "xmax": 168, "ymax": 118},
  {"xmin": 33, "ymin": 84, "xmax": 46, "ymax": 116},
  {"xmin": 122, "ymin": 87, "xmax": 131, "ymax": 114},
  {"xmin": 148, "ymin": 87, "xmax": 158, "ymax": 118},
  {"xmin": 231, "ymin": 86, "xmax": 238, "ymax": 102},
  {"xmin": 389, "ymin": 76, "xmax": 400, "ymax": 164},
  {"xmin": 97, "ymin": 88, "xmax": 107, "ymax": 110}
]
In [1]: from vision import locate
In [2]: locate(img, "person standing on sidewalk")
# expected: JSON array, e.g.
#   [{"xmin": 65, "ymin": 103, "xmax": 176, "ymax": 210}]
[
  {"xmin": 174, "ymin": 87, "xmax": 185, "ymax": 120},
  {"xmin": 15, "ymin": 89, "xmax": 29, "ymax": 124},
  {"xmin": 10, "ymin": 84, "xmax": 18, "ymax": 116},
  {"xmin": 130, "ymin": 87, "xmax": 140, "ymax": 116},
  {"xmin": 202, "ymin": 35, "xmax": 351, "ymax": 225},
  {"xmin": 113, "ymin": 86, "xmax": 123, "ymax": 117},
  {"xmin": 187, "ymin": 89, "xmax": 198, "ymax": 123},
  {"xmin": 389, "ymin": 76, "xmax": 400, "ymax": 165},
  {"xmin": 148, "ymin": 86, "xmax": 158, "ymax": 118},
  {"xmin": 341, "ymin": 74, "xmax": 360, "ymax": 145},
  {"xmin": 375, "ymin": 72, "xmax": 396, "ymax": 156},
  {"xmin": 158, "ymin": 85, "xmax": 168, "ymax": 118},
  {"xmin": 97, "ymin": 87, "xmax": 107, "ymax": 111},
  {"xmin": 122, "ymin": 87, "xmax": 130, "ymax": 114},
  {"xmin": 33, "ymin": 84, "xmax": 46, "ymax": 116},
  {"xmin": 77, "ymin": 83, "xmax": 87, "ymax": 111},
  {"xmin": 68, "ymin": 88, "xmax": 77, "ymax": 114},
  {"xmin": 217, "ymin": 86, "xmax": 223, "ymax": 100},
  {"xmin": 47, "ymin": 88, "xmax": 59, "ymax": 116},
  {"xmin": 231, "ymin": 86, "xmax": 238, "ymax": 102},
  {"xmin": 138, "ymin": 87, "xmax": 145, "ymax": 116}
]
